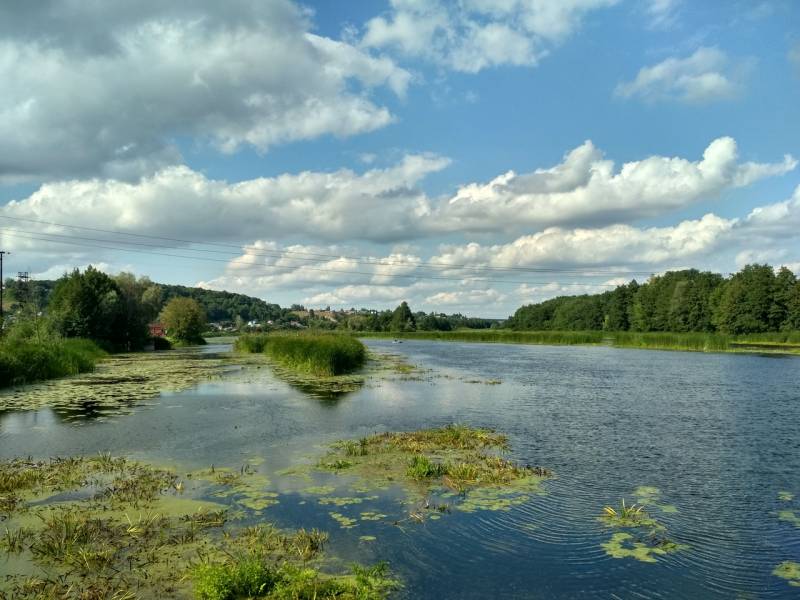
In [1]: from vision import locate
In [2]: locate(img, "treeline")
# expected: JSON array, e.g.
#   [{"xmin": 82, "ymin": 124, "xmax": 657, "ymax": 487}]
[
  {"xmin": 4, "ymin": 277, "xmax": 290, "ymax": 325},
  {"xmin": 509, "ymin": 264, "xmax": 800, "ymax": 334},
  {"xmin": 306, "ymin": 301, "xmax": 500, "ymax": 332}
]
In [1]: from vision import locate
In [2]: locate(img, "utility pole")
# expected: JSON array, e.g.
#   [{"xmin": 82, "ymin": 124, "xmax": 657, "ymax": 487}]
[{"xmin": 0, "ymin": 250, "xmax": 9, "ymax": 321}]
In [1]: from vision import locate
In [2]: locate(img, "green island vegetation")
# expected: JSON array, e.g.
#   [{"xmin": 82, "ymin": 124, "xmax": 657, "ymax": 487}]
[
  {"xmin": 0, "ymin": 455, "xmax": 397, "ymax": 599},
  {"xmin": 599, "ymin": 489, "xmax": 687, "ymax": 563},
  {"xmin": 235, "ymin": 333, "xmax": 366, "ymax": 377},
  {"xmin": 313, "ymin": 425, "xmax": 552, "ymax": 518}
]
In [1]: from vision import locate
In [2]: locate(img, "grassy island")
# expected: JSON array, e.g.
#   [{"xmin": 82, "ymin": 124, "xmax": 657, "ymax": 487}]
[{"xmin": 235, "ymin": 333, "xmax": 366, "ymax": 376}]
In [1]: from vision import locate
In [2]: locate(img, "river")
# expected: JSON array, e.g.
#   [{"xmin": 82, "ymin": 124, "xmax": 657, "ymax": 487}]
[{"xmin": 1, "ymin": 339, "xmax": 799, "ymax": 598}]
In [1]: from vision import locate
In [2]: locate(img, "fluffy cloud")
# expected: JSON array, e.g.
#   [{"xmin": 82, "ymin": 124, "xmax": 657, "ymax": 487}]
[
  {"xmin": 0, "ymin": 154, "xmax": 449, "ymax": 247},
  {"xmin": 1, "ymin": 138, "xmax": 793, "ymax": 252},
  {"xmin": 430, "ymin": 213, "xmax": 735, "ymax": 271},
  {"xmin": 0, "ymin": 0, "xmax": 409, "ymax": 182},
  {"xmin": 429, "ymin": 137, "xmax": 795, "ymax": 232},
  {"xmin": 616, "ymin": 47, "xmax": 747, "ymax": 104},
  {"xmin": 361, "ymin": 0, "xmax": 617, "ymax": 73}
]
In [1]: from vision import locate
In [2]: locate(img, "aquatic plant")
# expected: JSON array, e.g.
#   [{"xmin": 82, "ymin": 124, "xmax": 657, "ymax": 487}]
[
  {"xmin": 407, "ymin": 455, "xmax": 445, "ymax": 480},
  {"xmin": 773, "ymin": 561, "xmax": 800, "ymax": 587},
  {"xmin": 357, "ymin": 329, "xmax": 604, "ymax": 346},
  {"xmin": 236, "ymin": 332, "xmax": 366, "ymax": 376},
  {"xmin": 601, "ymin": 532, "xmax": 686, "ymax": 563},
  {"xmin": 602, "ymin": 499, "xmax": 647, "ymax": 526},
  {"xmin": 0, "ymin": 337, "xmax": 106, "ymax": 388}
]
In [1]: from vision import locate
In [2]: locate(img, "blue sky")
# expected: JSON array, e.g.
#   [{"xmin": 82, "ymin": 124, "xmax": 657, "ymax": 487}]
[{"xmin": 0, "ymin": 0, "xmax": 799, "ymax": 317}]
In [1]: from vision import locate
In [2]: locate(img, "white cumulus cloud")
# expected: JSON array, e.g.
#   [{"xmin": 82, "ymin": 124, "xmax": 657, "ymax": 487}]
[{"xmin": 616, "ymin": 47, "xmax": 748, "ymax": 104}]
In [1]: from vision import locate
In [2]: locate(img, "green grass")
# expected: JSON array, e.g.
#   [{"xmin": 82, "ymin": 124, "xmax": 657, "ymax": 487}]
[
  {"xmin": 0, "ymin": 338, "xmax": 106, "ymax": 388},
  {"xmin": 357, "ymin": 329, "xmax": 604, "ymax": 345},
  {"xmin": 235, "ymin": 333, "xmax": 366, "ymax": 376}
]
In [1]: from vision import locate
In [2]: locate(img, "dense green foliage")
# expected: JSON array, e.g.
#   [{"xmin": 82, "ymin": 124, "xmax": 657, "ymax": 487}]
[
  {"xmin": 236, "ymin": 333, "xmax": 366, "ymax": 376},
  {"xmin": 509, "ymin": 264, "xmax": 800, "ymax": 335},
  {"xmin": 46, "ymin": 267, "xmax": 156, "ymax": 350},
  {"xmin": 0, "ymin": 336, "xmax": 105, "ymax": 387},
  {"xmin": 159, "ymin": 284, "xmax": 287, "ymax": 323},
  {"xmin": 160, "ymin": 297, "xmax": 207, "ymax": 344}
]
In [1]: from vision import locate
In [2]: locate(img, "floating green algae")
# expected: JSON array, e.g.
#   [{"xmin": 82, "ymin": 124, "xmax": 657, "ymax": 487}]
[
  {"xmin": 187, "ymin": 464, "xmax": 278, "ymax": 513},
  {"xmin": 0, "ymin": 348, "xmax": 236, "ymax": 418},
  {"xmin": 773, "ymin": 561, "xmax": 800, "ymax": 587},
  {"xmin": 359, "ymin": 535, "xmax": 377, "ymax": 542},
  {"xmin": 0, "ymin": 456, "xmax": 398, "ymax": 599},
  {"xmin": 778, "ymin": 491, "xmax": 795, "ymax": 502},
  {"xmin": 777, "ymin": 510, "xmax": 800, "ymax": 528},
  {"xmin": 601, "ymin": 532, "xmax": 687, "ymax": 564},
  {"xmin": 329, "ymin": 512, "xmax": 358, "ymax": 529},
  {"xmin": 360, "ymin": 511, "xmax": 388, "ymax": 521},
  {"xmin": 599, "ymin": 491, "xmax": 686, "ymax": 563},
  {"xmin": 316, "ymin": 425, "xmax": 551, "ymax": 523}
]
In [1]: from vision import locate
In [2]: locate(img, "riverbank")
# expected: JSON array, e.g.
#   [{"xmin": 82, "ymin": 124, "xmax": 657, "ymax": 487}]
[
  {"xmin": 356, "ymin": 330, "xmax": 800, "ymax": 355},
  {"xmin": 0, "ymin": 338, "xmax": 106, "ymax": 388}
]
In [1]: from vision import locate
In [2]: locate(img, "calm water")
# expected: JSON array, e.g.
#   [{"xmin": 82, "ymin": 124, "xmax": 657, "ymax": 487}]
[{"xmin": 2, "ymin": 340, "xmax": 800, "ymax": 599}]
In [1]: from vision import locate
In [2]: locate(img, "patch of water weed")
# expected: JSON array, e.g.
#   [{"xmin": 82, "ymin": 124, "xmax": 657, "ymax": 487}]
[
  {"xmin": 0, "ymin": 456, "xmax": 229, "ymax": 598},
  {"xmin": 360, "ymin": 511, "xmax": 387, "ymax": 521},
  {"xmin": 317, "ymin": 425, "xmax": 550, "ymax": 521},
  {"xmin": 599, "ymin": 494, "xmax": 686, "ymax": 563},
  {"xmin": 601, "ymin": 532, "xmax": 688, "ymax": 564},
  {"xmin": 778, "ymin": 491, "xmax": 794, "ymax": 502},
  {"xmin": 0, "ymin": 348, "xmax": 234, "ymax": 418},
  {"xmin": 329, "ymin": 512, "xmax": 358, "ymax": 529},
  {"xmin": 773, "ymin": 561, "xmax": 800, "ymax": 587},
  {"xmin": 777, "ymin": 510, "xmax": 800, "ymax": 527},
  {"xmin": 1, "ymin": 457, "xmax": 399, "ymax": 599},
  {"xmin": 188, "ymin": 464, "xmax": 278, "ymax": 513}
]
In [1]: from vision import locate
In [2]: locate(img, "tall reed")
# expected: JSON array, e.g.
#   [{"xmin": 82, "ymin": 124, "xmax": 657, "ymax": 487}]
[{"xmin": 235, "ymin": 332, "xmax": 365, "ymax": 376}]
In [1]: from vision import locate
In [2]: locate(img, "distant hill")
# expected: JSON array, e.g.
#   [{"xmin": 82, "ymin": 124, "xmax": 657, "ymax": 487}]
[{"xmin": 2, "ymin": 277, "xmax": 286, "ymax": 324}]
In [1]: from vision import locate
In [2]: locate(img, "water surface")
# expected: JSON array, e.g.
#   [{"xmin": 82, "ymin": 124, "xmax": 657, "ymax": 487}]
[{"xmin": 1, "ymin": 340, "xmax": 799, "ymax": 598}]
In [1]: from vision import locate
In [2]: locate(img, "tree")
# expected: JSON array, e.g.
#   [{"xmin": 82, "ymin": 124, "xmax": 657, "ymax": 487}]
[
  {"xmin": 160, "ymin": 297, "xmax": 207, "ymax": 344},
  {"xmin": 49, "ymin": 266, "xmax": 135, "ymax": 349},
  {"xmin": 713, "ymin": 264, "xmax": 776, "ymax": 334},
  {"xmin": 390, "ymin": 301, "xmax": 416, "ymax": 332}
]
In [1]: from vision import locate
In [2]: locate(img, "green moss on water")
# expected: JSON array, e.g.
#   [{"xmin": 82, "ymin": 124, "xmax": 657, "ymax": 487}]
[
  {"xmin": 317, "ymin": 425, "xmax": 551, "ymax": 522},
  {"xmin": 599, "ymin": 490, "xmax": 687, "ymax": 563},
  {"xmin": 777, "ymin": 510, "xmax": 800, "ymax": 527},
  {"xmin": 302, "ymin": 485, "xmax": 337, "ymax": 495},
  {"xmin": 329, "ymin": 512, "xmax": 358, "ymax": 529},
  {"xmin": 601, "ymin": 532, "xmax": 687, "ymax": 563},
  {"xmin": 187, "ymin": 466, "xmax": 278, "ymax": 513},
  {"xmin": 0, "ymin": 349, "xmax": 233, "ymax": 417},
  {"xmin": 778, "ymin": 491, "xmax": 794, "ymax": 502},
  {"xmin": 0, "ymin": 456, "xmax": 398, "ymax": 599},
  {"xmin": 773, "ymin": 561, "xmax": 800, "ymax": 587}
]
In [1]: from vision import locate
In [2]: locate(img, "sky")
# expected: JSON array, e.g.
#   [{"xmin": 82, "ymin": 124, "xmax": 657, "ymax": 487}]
[{"xmin": 0, "ymin": 0, "xmax": 798, "ymax": 318}]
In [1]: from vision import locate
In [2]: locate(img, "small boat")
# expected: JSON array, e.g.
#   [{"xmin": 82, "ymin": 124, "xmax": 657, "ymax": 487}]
[{"xmin": 392, "ymin": 338, "xmax": 403, "ymax": 344}]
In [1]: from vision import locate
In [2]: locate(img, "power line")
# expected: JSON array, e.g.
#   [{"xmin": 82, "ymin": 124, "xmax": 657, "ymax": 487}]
[
  {"xmin": 0, "ymin": 213, "xmax": 657, "ymax": 278},
  {"xmin": 0, "ymin": 228, "xmax": 622, "ymax": 288}
]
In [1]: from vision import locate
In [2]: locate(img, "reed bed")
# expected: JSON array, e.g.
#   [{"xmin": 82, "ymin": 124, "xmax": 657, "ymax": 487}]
[
  {"xmin": 357, "ymin": 329, "xmax": 604, "ymax": 345},
  {"xmin": 235, "ymin": 332, "xmax": 366, "ymax": 376},
  {"xmin": 0, "ymin": 338, "xmax": 106, "ymax": 388},
  {"xmin": 610, "ymin": 332, "xmax": 731, "ymax": 352}
]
